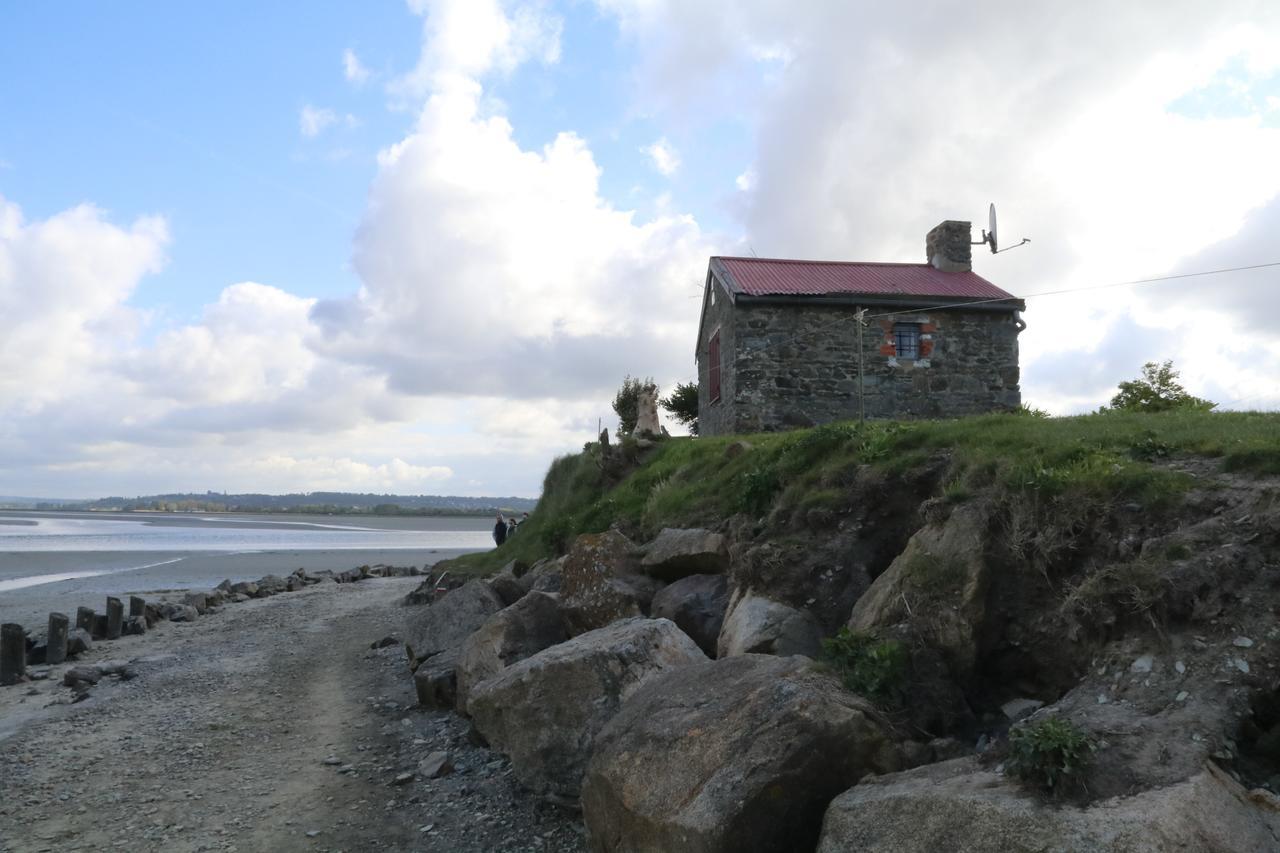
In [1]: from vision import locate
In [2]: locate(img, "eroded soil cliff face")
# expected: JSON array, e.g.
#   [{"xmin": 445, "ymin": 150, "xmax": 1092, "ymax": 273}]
[{"xmin": 711, "ymin": 452, "xmax": 1280, "ymax": 796}]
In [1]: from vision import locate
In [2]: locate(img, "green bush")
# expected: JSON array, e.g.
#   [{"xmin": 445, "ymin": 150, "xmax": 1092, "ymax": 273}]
[
  {"xmin": 739, "ymin": 465, "xmax": 781, "ymax": 515},
  {"xmin": 1107, "ymin": 360, "xmax": 1215, "ymax": 413},
  {"xmin": 612, "ymin": 374, "xmax": 656, "ymax": 435},
  {"xmin": 820, "ymin": 629, "xmax": 907, "ymax": 700},
  {"xmin": 660, "ymin": 381, "xmax": 699, "ymax": 435},
  {"xmin": 1128, "ymin": 429, "xmax": 1172, "ymax": 461},
  {"xmin": 539, "ymin": 515, "xmax": 576, "ymax": 555},
  {"xmin": 1005, "ymin": 716, "xmax": 1096, "ymax": 793}
]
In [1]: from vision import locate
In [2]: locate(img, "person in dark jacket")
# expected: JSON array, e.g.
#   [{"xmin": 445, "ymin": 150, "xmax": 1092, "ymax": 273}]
[{"xmin": 493, "ymin": 513, "xmax": 508, "ymax": 547}]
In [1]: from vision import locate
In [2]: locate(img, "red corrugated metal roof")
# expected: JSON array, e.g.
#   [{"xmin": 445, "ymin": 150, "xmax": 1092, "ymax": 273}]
[{"xmin": 714, "ymin": 256, "xmax": 1016, "ymax": 301}]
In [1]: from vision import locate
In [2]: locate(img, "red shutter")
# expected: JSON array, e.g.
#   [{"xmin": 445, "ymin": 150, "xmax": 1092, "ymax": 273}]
[{"xmin": 708, "ymin": 331, "xmax": 722, "ymax": 402}]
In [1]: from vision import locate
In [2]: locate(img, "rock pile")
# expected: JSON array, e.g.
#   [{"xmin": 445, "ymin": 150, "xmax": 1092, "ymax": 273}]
[
  {"xmin": 406, "ymin": 459, "xmax": 1280, "ymax": 853},
  {"xmin": 1, "ymin": 564, "xmax": 422, "ymax": 696}
]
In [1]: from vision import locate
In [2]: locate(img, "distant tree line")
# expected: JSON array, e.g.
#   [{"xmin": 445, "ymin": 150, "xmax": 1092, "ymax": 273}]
[{"xmin": 36, "ymin": 491, "xmax": 537, "ymax": 516}]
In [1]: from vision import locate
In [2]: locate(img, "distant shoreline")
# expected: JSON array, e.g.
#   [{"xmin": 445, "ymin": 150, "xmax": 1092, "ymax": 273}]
[
  {"xmin": 0, "ymin": 545, "xmax": 485, "ymax": 629},
  {"xmin": 2, "ymin": 506, "xmax": 513, "ymax": 518}
]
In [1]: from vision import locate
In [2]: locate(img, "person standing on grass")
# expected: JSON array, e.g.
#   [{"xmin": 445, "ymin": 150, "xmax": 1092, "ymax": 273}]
[
  {"xmin": 506, "ymin": 516, "xmax": 518, "ymax": 539},
  {"xmin": 493, "ymin": 513, "xmax": 508, "ymax": 547}
]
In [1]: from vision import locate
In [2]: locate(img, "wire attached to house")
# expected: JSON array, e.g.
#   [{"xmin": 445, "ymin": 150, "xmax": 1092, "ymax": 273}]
[
  {"xmin": 865, "ymin": 257, "xmax": 1280, "ymax": 320},
  {"xmin": 724, "ymin": 259, "xmax": 1280, "ymax": 364}
]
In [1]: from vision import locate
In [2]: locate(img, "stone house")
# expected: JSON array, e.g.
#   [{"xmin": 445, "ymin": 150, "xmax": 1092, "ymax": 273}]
[{"xmin": 695, "ymin": 221, "xmax": 1026, "ymax": 436}]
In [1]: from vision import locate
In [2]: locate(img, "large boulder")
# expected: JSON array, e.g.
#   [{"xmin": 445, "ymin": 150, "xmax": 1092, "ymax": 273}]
[
  {"xmin": 455, "ymin": 591, "xmax": 568, "ymax": 714},
  {"xmin": 716, "ymin": 588, "xmax": 823, "ymax": 659},
  {"xmin": 413, "ymin": 647, "xmax": 462, "ymax": 709},
  {"xmin": 816, "ymin": 758, "xmax": 1280, "ymax": 853},
  {"xmin": 488, "ymin": 564, "xmax": 528, "ymax": 606},
  {"xmin": 650, "ymin": 574, "xmax": 729, "ymax": 657},
  {"xmin": 467, "ymin": 617, "xmax": 707, "ymax": 798},
  {"xmin": 561, "ymin": 531, "xmax": 661, "ymax": 635},
  {"xmin": 406, "ymin": 580, "xmax": 504, "ymax": 659},
  {"xmin": 848, "ymin": 501, "xmax": 994, "ymax": 679},
  {"xmin": 582, "ymin": 654, "xmax": 900, "ymax": 853},
  {"xmin": 640, "ymin": 528, "xmax": 729, "ymax": 581},
  {"xmin": 229, "ymin": 580, "xmax": 258, "ymax": 597},
  {"xmin": 164, "ymin": 603, "xmax": 199, "ymax": 623},
  {"xmin": 517, "ymin": 557, "xmax": 564, "ymax": 594},
  {"xmin": 255, "ymin": 574, "xmax": 288, "ymax": 596},
  {"xmin": 183, "ymin": 591, "xmax": 210, "ymax": 614}
]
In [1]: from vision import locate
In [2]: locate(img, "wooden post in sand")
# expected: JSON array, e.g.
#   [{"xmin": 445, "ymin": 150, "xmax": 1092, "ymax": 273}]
[
  {"xmin": 1, "ymin": 623, "xmax": 25, "ymax": 686},
  {"xmin": 75, "ymin": 606, "xmax": 95, "ymax": 634},
  {"xmin": 129, "ymin": 596, "xmax": 146, "ymax": 619},
  {"xmin": 105, "ymin": 597, "xmax": 124, "ymax": 640},
  {"xmin": 47, "ymin": 613, "xmax": 69, "ymax": 665}
]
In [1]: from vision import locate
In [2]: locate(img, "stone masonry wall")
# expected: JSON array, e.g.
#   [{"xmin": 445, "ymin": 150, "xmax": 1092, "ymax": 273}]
[
  {"xmin": 702, "ymin": 301, "xmax": 1021, "ymax": 436},
  {"xmin": 696, "ymin": 277, "xmax": 737, "ymax": 436}
]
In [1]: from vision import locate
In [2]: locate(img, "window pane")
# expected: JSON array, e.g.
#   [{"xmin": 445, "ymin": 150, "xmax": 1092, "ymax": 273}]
[{"xmin": 893, "ymin": 323, "xmax": 919, "ymax": 359}]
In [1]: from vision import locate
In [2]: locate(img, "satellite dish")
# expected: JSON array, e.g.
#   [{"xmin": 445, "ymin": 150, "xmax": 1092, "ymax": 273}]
[{"xmin": 974, "ymin": 203, "xmax": 1030, "ymax": 255}]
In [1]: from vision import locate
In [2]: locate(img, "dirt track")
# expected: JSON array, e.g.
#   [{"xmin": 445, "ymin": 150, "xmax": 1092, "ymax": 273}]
[{"xmin": 0, "ymin": 578, "xmax": 586, "ymax": 852}]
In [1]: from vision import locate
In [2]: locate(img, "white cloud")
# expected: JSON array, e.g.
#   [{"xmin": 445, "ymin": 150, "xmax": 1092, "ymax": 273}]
[
  {"xmin": 299, "ymin": 105, "xmax": 359, "ymax": 139},
  {"xmin": 643, "ymin": 136, "xmax": 680, "ymax": 175},
  {"xmin": 300, "ymin": 105, "xmax": 338, "ymax": 137},
  {"xmin": 595, "ymin": 1, "xmax": 1280, "ymax": 414},
  {"xmin": 0, "ymin": 196, "xmax": 167, "ymax": 407},
  {"xmin": 394, "ymin": 0, "xmax": 563, "ymax": 98},
  {"xmin": 0, "ymin": 0, "xmax": 702, "ymax": 499},
  {"xmin": 343, "ymin": 48, "xmax": 371, "ymax": 84},
  {"xmin": 314, "ymin": 0, "xmax": 715, "ymax": 403},
  {"xmin": 10, "ymin": 0, "xmax": 1280, "ymax": 501}
]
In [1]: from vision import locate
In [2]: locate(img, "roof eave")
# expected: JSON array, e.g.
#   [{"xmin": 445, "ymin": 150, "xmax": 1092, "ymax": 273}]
[{"xmin": 733, "ymin": 292, "xmax": 1025, "ymax": 313}]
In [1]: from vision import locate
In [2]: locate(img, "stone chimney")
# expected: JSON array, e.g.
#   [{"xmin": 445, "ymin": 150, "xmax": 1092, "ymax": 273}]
[{"xmin": 926, "ymin": 220, "xmax": 972, "ymax": 272}]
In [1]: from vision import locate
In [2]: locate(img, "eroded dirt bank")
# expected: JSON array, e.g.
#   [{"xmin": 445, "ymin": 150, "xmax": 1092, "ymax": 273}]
[{"xmin": 0, "ymin": 578, "xmax": 585, "ymax": 853}]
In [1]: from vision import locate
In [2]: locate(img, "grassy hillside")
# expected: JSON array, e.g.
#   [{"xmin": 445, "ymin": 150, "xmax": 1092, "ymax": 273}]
[{"xmin": 447, "ymin": 410, "xmax": 1280, "ymax": 575}]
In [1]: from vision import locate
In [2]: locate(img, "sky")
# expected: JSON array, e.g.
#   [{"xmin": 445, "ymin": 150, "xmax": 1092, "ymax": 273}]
[{"xmin": 2, "ymin": 1, "xmax": 1280, "ymax": 500}]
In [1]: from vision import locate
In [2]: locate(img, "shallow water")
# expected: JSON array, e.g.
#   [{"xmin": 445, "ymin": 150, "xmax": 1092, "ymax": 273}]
[
  {"xmin": 0, "ymin": 511, "xmax": 491, "ymax": 554},
  {"xmin": 0, "ymin": 511, "xmax": 496, "ymax": 625}
]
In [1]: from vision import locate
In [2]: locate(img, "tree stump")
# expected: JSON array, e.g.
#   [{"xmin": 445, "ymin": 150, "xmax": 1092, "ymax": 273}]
[
  {"xmin": 47, "ymin": 612, "xmax": 69, "ymax": 665},
  {"xmin": 1, "ymin": 623, "xmax": 26, "ymax": 686},
  {"xmin": 76, "ymin": 606, "xmax": 95, "ymax": 634},
  {"xmin": 106, "ymin": 597, "xmax": 124, "ymax": 640}
]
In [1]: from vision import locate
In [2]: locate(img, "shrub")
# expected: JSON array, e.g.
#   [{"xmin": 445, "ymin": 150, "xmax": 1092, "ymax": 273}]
[
  {"xmin": 820, "ymin": 628, "xmax": 907, "ymax": 700},
  {"xmin": 612, "ymin": 375, "xmax": 656, "ymax": 435},
  {"xmin": 659, "ymin": 381, "xmax": 699, "ymax": 435},
  {"xmin": 1128, "ymin": 429, "xmax": 1172, "ymax": 461},
  {"xmin": 539, "ymin": 516, "xmax": 576, "ymax": 556},
  {"xmin": 1107, "ymin": 360, "xmax": 1215, "ymax": 413},
  {"xmin": 1005, "ymin": 716, "xmax": 1096, "ymax": 793},
  {"xmin": 739, "ymin": 465, "xmax": 781, "ymax": 515}
]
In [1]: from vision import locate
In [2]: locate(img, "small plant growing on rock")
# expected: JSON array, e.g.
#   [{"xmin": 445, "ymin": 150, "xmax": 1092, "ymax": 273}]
[
  {"xmin": 820, "ymin": 628, "xmax": 907, "ymax": 701},
  {"xmin": 1005, "ymin": 716, "xmax": 1096, "ymax": 794}
]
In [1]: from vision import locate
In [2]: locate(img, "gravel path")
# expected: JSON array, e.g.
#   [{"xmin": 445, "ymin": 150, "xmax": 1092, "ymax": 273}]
[{"xmin": 0, "ymin": 578, "xmax": 587, "ymax": 852}]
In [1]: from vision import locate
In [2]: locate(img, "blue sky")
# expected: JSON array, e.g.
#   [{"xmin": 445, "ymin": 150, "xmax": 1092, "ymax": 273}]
[
  {"xmin": 2, "ymin": 1, "xmax": 1279, "ymax": 499},
  {"xmin": 1, "ymin": 2, "xmax": 751, "ymax": 325}
]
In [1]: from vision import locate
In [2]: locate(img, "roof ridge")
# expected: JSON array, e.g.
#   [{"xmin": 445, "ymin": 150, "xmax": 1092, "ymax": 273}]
[{"xmin": 715, "ymin": 256, "xmax": 933, "ymax": 269}]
